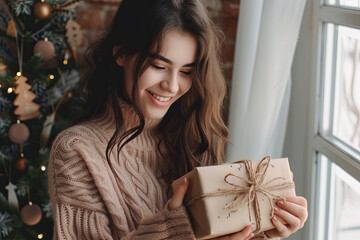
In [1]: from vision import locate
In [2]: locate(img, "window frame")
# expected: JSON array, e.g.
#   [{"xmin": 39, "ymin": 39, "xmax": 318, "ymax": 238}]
[
  {"xmin": 310, "ymin": 0, "xmax": 360, "ymax": 183},
  {"xmin": 286, "ymin": 0, "xmax": 360, "ymax": 239}
]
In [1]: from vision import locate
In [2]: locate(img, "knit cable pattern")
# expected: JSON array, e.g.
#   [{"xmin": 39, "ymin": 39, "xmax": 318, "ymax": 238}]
[{"xmin": 48, "ymin": 106, "xmax": 195, "ymax": 239}]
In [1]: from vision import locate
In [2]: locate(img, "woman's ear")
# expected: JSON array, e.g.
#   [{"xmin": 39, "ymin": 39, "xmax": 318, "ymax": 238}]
[{"xmin": 113, "ymin": 46, "xmax": 124, "ymax": 66}]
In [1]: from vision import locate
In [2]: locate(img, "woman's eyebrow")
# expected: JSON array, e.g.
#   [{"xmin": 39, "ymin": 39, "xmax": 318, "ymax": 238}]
[{"xmin": 150, "ymin": 53, "xmax": 195, "ymax": 67}]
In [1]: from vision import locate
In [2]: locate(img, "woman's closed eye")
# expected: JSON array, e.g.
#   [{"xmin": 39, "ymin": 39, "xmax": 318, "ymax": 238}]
[
  {"xmin": 151, "ymin": 63, "xmax": 192, "ymax": 76},
  {"xmin": 151, "ymin": 64, "xmax": 166, "ymax": 71},
  {"xmin": 180, "ymin": 70, "xmax": 192, "ymax": 75}
]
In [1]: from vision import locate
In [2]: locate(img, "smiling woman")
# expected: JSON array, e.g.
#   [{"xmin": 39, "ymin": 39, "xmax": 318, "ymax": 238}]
[
  {"xmin": 47, "ymin": 0, "xmax": 307, "ymax": 239},
  {"xmin": 48, "ymin": 0, "xmax": 230, "ymax": 239}
]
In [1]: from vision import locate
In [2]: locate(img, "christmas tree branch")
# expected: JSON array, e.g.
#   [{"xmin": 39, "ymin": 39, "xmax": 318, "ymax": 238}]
[{"xmin": 0, "ymin": 211, "xmax": 15, "ymax": 239}]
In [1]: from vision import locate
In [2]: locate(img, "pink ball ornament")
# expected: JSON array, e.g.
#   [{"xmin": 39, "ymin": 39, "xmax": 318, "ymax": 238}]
[
  {"xmin": 20, "ymin": 203, "xmax": 42, "ymax": 226},
  {"xmin": 8, "ymin": 123, "xmax": 30, "ymax": 144},
  {"xmin": 34, "ymin": 39, "xmax": 55, "ymax": 60}
]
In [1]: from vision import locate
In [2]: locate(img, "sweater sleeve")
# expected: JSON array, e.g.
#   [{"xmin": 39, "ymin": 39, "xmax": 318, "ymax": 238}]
[{"xmin": 48, "ymin": 128, "xmax": 195, "ymax": 240}]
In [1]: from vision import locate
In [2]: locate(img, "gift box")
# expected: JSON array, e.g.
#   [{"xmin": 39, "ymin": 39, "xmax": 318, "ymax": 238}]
[{"xmin": 172, "ymin": 157, "xmax": 296, "ymax": 239}]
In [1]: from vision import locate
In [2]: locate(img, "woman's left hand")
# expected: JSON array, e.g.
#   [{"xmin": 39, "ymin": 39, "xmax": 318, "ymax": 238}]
[{"xmin": 263, "ymin": 195, "xmax": 308, "ymax": 238}]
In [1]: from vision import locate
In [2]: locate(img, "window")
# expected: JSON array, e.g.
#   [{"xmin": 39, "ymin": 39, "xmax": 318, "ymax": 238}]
[
  {"xmin": 327, "ymin": 0, "xmax": 360, "ymax": 9},
  {"xmin": 285, "ymin": 0, "xmax": 360, "ymax": 239},
  {"xmin": 307, "ymin": 0, "xmax": 360, "ymax": 239}
]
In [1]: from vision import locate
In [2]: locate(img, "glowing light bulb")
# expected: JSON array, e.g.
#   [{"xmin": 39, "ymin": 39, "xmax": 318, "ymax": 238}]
[
  {"xmin": 38, "ymin": 233, "xmax": 44, "ymax": 239},
  {"xmin": 0, "ymin": 83, "xmax": 2, "ymax": 88},
  {"xmin": 49, "ymin": 74, "xmax": 54, "ymax": 80},
  {"xmin": 63, "ymin": 60, "xmax": 68, "ymax": 65},
  {"xmin": 41, "ymin": 166, "xmax": 46, "ymax": 171},
  {"xmin": 16, "ymin": 72, "xmax": 21, "ymax": 76},
  {"xmin": 7, "ymin": 87, "xmax": 13, "ymax": 94}
]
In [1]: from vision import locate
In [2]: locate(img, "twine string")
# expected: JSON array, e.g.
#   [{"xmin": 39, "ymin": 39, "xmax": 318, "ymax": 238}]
[{"xmin": 185, "ymin": 156, "xmax": 295, "ymax": 233}]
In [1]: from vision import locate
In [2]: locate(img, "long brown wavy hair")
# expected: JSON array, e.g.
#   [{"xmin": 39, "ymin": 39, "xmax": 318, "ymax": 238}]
[{"xmin": 79, "ymin": 0, "xmax": 229, "ymax": 181}]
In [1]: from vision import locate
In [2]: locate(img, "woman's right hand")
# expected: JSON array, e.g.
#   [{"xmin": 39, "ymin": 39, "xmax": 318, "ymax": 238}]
[
  {"xmin": 169, "ymin": 177, "xmax": 190, "ymax": 209},
  {"xmin": 210, "ymin": 224, "xmax": 255, "ymax": 240}
]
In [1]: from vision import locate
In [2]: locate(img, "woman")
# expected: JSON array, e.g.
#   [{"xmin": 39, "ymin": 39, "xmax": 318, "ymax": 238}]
[{"xmin": 48, "ymin": 0, "xmax": 307, "ymax": 239}]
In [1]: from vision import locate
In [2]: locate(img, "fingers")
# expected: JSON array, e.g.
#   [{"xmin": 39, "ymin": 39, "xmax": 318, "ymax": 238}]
[
  {"xmin": 264, "ymin": 196, "xmax": 308, "ymax": 239},
  {"xmin": 211, "ymin": 224, "xmax": 254, "ymax": 240},
  {"xmin": 270, "ymin": 215, "xmax": 292, "ymax": 238},
  {"xmin": 169, "ymin": 177, "xmax": 189, "ymax": 209},
  {"xmin": 273, "ymin": 207, "xmax": 300, "ymax": 233},
  {"xmin": 284, "ymin": 195, "xmax": 308, "ymax": 209},
  {"xmin": 229, "ymin": 224, "xmax": 254, "ymax": 240},
  {"xmin": 277, "ymin": 197, "xmax": 308, "ymax": 228}
]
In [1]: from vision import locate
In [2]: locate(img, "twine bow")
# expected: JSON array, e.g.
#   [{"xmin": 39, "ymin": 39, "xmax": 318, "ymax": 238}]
[{"xmin": 186, "ymin": 156, "xmax": 295, "ymax": 233}]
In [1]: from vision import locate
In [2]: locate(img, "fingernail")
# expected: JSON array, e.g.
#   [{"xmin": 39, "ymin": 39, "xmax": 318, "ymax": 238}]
[
  {"xmin": 272, "ymin": 216, "xmax": 278, "ymax": 222},
  {"xmin": 182, "ymin": 177, "xmax": 187, "ymax": 184},
  {"xmin": 273, "ymin": 207, "xmax": 279, "ymax": 212},
  {"xmin": 277, "ymin": 200, "xmax": 284, "ymax": 206}
]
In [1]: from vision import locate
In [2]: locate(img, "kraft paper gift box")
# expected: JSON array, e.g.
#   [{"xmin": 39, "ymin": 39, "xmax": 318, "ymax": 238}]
[{"xmin": 172, "ymin": 157, "xmax": 296, "ymax": 239}]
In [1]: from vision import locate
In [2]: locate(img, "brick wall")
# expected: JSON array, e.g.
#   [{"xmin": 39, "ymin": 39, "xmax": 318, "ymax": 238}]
[{"xmin": 76, "ymin": 0, "xmax": 240, "ymax": 119}]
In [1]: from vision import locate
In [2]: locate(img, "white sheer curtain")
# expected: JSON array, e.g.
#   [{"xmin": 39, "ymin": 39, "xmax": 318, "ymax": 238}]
[{"xmin": 226, "ymin": 0, "xmax": 306, "ymax": 162}]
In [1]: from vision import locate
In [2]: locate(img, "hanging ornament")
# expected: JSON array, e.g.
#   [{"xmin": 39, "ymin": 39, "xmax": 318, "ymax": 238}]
[
  {"xmin": 5, "ymin": 182, "xmax": 19, "ymax": 211},
  {"xmin": 20, "ymin": 202, "xmax": 42, "ymax": 225},
  {"xmin": 13, "ymin": 75, "xmax": 41, "ymax": 121},
  {"xmin": 6, "ymin": 20, "xmax": 17, "ymax": 38},
  {"xmin": 8, "ymin": 120, "xmax": 30, "ymax": 144},
  {"xmin": 33, "ymin": 0, "xmax": 52, "ymax": 20},
  {"xmin": 15, "ymin": 154, "xmax": 26, "ymax": 171},
  {"xmin": 65, "ymin": 19, "xmax": 83, "ymax": 63},
  {"xmin": 33, "ymin": 38, "xmax": 55, "ymax": 60}
]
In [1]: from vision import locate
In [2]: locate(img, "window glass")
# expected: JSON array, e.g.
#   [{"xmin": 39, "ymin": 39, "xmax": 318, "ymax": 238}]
[
  {"xmin": 316, "ymin": 154, "xmax": 360, "ymax": 240},
  {"xmin": 320, "ymin": 23, "xmax": 360, "ymax": 159},
  {"xmin": 326, "ymin": 0, "xmax": 360, "ymax": 9}
]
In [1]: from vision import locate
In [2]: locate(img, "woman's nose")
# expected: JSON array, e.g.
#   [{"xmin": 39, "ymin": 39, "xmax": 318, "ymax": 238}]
[{"xmin": 160, "ymin": 71, "xmax": 179, "ymax": 93}]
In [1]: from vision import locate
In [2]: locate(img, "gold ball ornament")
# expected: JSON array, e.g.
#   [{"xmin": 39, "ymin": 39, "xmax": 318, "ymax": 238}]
[
  {"xmin": 20, "ymin": 203, "xmax": 42, "ymax": 226},
  {"xmin": 15, "ymin": 157, "xmax": 26, "ymax": 171},
  {"xmin": 8, "ymin": 123, "xmax": 30, "ymax": 144},
  {"xmin": 33, "ymin": 1, "xmax": 52, "ymax": 20},
  {"xmin": 34, "ymin": 39, "xmax": 55, "ymax": 60}
]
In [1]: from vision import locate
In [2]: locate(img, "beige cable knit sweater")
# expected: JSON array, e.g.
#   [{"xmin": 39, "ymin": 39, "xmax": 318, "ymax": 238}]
[{"xmin": 48, "ymin": 103, "xmax": 268, "ymax": 239}]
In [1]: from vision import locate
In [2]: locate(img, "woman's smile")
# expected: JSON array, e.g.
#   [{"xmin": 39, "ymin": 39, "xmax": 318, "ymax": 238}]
[{"xmin": 146, "ymin": 90, "xmax": 173, "ymax": 107}]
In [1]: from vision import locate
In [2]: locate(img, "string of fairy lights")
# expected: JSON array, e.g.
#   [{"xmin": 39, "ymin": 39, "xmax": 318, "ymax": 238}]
[{"xmin": 0, "ymin": 0, "xmax": 83, "ymax": 238}]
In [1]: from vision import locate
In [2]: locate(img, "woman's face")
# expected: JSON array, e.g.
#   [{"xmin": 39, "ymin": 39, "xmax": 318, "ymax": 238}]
[{"xmin": 118, "ymin": 30, "xmax": 197, "ymax": 120}]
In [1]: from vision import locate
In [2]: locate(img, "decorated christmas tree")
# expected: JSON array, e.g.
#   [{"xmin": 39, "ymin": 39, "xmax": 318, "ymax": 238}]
[{"xmin": 0, "ymin": 0, "xmax": 84, "ymax": 239}]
